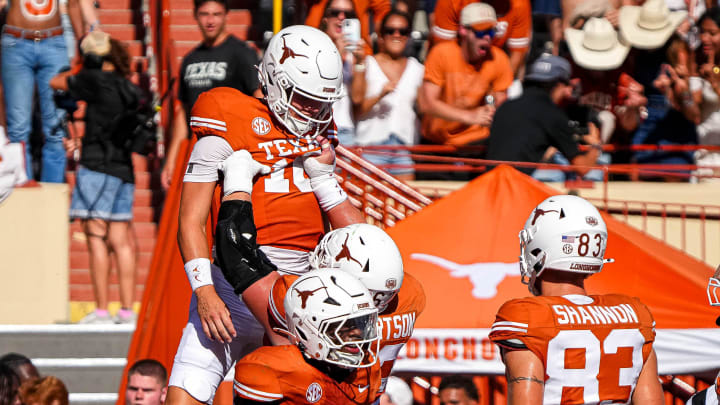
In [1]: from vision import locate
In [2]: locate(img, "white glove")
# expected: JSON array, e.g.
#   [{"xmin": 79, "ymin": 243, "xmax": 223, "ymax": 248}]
[
  {"xmin": 218, "ymin": 150, "xmax": 270, "ymax": 196},
  {"xmin": 301, "ymin": 148, "xmax": 347, "ymax": 212}
]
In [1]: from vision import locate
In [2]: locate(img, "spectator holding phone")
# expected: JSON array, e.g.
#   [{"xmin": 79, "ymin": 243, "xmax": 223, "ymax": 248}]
[
  {"xmin": 319, "ymin": 0, "xmax": 367, "ymax": 145},
  {"xmin": 304, "ymin": 0, "xmax": 390, "ymax": 53},
  {"xmin": 353, "ymin": 10, "xmax": 424, "ymax": 180}
]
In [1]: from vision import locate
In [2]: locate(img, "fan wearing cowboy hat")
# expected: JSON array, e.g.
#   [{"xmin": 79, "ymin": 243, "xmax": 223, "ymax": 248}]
[
  {"xmin": 618, "ymin": 0, "xmax": 700, "ymax": 177},
  {"xmin": 565, "ymin": 17, "xmax": 648, "ymax": 154}
]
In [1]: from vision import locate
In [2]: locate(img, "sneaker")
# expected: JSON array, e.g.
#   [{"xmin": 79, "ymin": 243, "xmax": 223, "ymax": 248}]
[
  {"xmin": 114, "ymin": 309, "xmax": 137, "ymax": 324},
  {"xmin": 78, "ymin": 310, "xmax": 114, "ymax": 324}
]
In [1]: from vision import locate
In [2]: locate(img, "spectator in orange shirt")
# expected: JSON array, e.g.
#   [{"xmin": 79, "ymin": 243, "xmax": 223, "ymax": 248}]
[
  {"xmin": 304, "ymin": 0, "xmax": 390, "ymax": 51},
  {"xmin": 431, "ymin": 0, "xmax": 531, "ymax": 78},
  {"xmin": 419, "ymin": 3, "xmax": 513, "ymax": 148}
]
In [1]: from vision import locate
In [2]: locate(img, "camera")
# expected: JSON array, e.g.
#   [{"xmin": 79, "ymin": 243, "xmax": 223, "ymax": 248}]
[{"xmin": 342, "ymin": 18, "xmax": 361, "ymax": 51}]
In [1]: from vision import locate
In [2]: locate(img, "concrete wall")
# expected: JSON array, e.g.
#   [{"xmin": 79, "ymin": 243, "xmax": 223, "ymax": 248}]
[{"xmin": 0, "ymin": 183, "xmax": 70, "ymax": 323}]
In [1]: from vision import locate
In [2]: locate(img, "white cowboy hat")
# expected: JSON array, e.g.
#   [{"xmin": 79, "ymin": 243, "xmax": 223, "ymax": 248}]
[
  {"xmin": 565, "ymin": 17, "xmax": 630, "ymax": 70},
  {"xmin": 619, "ymin": 0, "xmax": 687, "ymax": 49}
]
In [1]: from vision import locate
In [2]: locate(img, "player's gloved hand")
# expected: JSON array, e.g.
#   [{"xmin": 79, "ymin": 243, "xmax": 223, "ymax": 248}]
[
  {"xmin": 215, "ymin": 200, "xmax": 278, "ymax": 296},
  {"xmin": 218, "ymin": 150, "xmax": 270, "ymax": 196},
  {"xmin": 301, "ymin": 137, "xmax": 347, "ymax": 211}
]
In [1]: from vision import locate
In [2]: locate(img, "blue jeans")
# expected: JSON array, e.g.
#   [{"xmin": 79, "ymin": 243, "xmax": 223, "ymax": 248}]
[
  {"xmin": 533, "ymin": 152, "xmax": 611, "ymax": 182},
  {"xmin": 361, "ymin": 134, "xmax": 414, "ymax": 175},
  {"xmin": 2, "ymin": 32, "xmax": 69, "ymax": 182}
]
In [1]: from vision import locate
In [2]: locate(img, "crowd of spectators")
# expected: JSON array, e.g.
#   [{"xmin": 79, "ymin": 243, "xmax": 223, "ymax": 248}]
[
  {"xmin": 0, "ymin": 353, "xmax": 167, "ymax": 405},
  {"xmin": 293, "ymin": 0, "xmax": 720, "ymax": 181}
]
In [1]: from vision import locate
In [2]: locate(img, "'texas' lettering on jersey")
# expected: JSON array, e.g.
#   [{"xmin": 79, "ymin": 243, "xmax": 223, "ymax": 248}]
[
  {"xmin": 184, "ymin": 61, "xmax": 228, "ymax": 88},
  {"xmin": 552, "ymin": 303, "xmax": 639, "ymax": 325},
  {"xmin": 380, "ymin": 312, "xmax": 417, "ymax": 341},
  {"xmin": 257, "ymin": 139, "xmax": 318, "ymax": 160}
]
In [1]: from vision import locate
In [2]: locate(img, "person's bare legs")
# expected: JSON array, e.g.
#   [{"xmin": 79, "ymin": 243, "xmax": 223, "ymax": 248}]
[
  {"xmin": 84, "ymin": 218, "xmax": 110, "ymax": 310},
  {"xmin": 108, "ymin": 221, "xmax": 136, "ymax": 309}
]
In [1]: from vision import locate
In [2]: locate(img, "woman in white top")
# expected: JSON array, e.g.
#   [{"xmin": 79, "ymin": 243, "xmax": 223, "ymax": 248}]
[
  {"xmin": 353, "ymin": 10, "xmax": 424, "ymax": 181},
  {"xmin": 690, "ymin": 7, "xmax": 720, "ymax": 180}
]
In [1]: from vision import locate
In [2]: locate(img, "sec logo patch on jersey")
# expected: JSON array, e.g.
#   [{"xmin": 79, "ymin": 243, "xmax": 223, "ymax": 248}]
[
  {"xmin": 252, "ymin": 117, "xmax": 271, "ymax": 135},
  {"xmin": 305, "ymin": 382, "xmax": 323, "ymax": 403}
]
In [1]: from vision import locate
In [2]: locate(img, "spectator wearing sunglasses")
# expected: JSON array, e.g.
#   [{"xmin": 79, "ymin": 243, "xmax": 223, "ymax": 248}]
[
  {"xmin": 352, "ymin": 10, "xmax": 424, "ymax": 180},
  {"xmin": 419, "ymin": 3, "xmax": 513, "ymax": 151},
  {"xmin": 432, "ymin": 0, "xmax": 531, "ymax": 79},
  {"xmin": 319, "ymin": 0, "xmax": 375, "ymax": 146},
  {"xmin": 306, "ymin": 0, "xmax": 390, "ymax": 52}
]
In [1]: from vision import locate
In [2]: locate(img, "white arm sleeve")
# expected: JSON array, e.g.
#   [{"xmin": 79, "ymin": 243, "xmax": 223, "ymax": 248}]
[{"xmin": 182, "ymin": 136, "xmax": 234, "ymax": 183}]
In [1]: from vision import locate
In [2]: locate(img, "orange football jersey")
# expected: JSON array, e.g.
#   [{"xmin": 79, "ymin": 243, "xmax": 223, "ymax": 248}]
[
  {"xmin": 268, "ymin": 273, "xmax": 426, "ymax": 392},
  {"xmin": 234, "ymin": 345, "xmax": 381, "ymax": 404},
  {"xmin": 432, "ymin": 0, "xmax": 531, "ymax": 51},
  {"xmin": 190, "ymin": 87, "xmax": 337, "ymax": 252},
  {"xmin": 489, "ymin": 294, "xmax": 656, "ymax": 405}
]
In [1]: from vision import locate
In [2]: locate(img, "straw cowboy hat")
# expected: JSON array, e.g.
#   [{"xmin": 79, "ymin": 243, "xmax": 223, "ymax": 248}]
[
  {"xmin": 565, "ymin": 17, "xmax": 630, "ymax": 70},
  {"xmin": 619, "ymin": 0, "xmax": 687, "ymax": 49}
]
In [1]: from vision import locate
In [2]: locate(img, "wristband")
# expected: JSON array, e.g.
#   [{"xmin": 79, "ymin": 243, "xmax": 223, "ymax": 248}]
[
  {"xmin": 184, "ymin": 258, "xmax": 213, "ymax": 291},
  {"xmin": 310, "ymin": 173, "xmax": 348, "ymax": 212},
  {"xmin": 354, "ymin": 63, "xmax": 366, "ymax": 73}
]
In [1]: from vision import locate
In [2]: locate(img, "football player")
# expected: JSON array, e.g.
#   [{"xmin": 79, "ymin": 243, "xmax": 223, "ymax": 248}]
[
  {"xmin": 233, "ymin": 269, "xmax": 382, "ymax": 404},
  {"xmin": 168, "ymin": 25, "xmax": 364, "ymax": 404},
  {"xmin": 489, "ymin": 195, "xmax": 664, "ymax": 405},
  {"xmin": 267, "ymin": 224, "xmax": 426, "ymax": 397}
]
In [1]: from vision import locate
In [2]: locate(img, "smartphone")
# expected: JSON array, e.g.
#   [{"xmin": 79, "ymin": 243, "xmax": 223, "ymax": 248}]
[{"xmin": 342, "ymin": 18, "xmax": 361, "ymax": 50}]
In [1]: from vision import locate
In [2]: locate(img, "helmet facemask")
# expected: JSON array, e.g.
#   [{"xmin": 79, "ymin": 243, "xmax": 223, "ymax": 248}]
[
  {"xmin": 708, "ymin": 277, "xmax": 720, "ymax": 306},
  {"xmin": 519, "ymin": 227, "xmax": 545, "ymax": 296},
  {"xmin": 321, "ymin": 312, "xmax": 380, "ymax": 368}
]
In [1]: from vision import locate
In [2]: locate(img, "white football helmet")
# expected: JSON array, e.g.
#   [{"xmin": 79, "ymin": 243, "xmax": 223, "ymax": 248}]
[
  {"xmin": 284, "ymin": 269, "xmax": 380, "ymax": 368},
  {"xmin": 258, "ymin": 25, "xmax": 343, "ymax": 141},
  {"xmin": 310, "ymin": 224, "xmax": 404, "ymax": 312},
  {"xmin": 519, "ymin": 195, "xmax": 610, "ymax": 295}
]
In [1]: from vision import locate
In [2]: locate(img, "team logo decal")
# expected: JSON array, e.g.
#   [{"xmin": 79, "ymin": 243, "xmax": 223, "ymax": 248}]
[
  {"xmin": 385, "ymin": 279, "xmax": 397, "ymax": 289},
  {"xmin": 280, "ymin": 36, "xmax": 308, "ymax": 64},
  {"xmin": 531, "ymin": 208, "xmax": 565, "ymax": 225},
  {"xmin": 335, "ymin": 235, "xmax": 363, "ymax": 266},
  {"xmin": 562, "ymin": 244, "xmax": 573, "ymax": 254},
  {"xmin": 306, "ymin": 382, "xmax": 323, "ymax": 403},
  {"xmin": 251, "ymin": 117, "xmax": 271, "ymax": 135},
  {"xmin": 294, "ymin": 287, "xmax": 327, "ymax": 309},
  {"xmin": 586, "ymin": 216, "xmax": 599, "ymax": 226}
]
